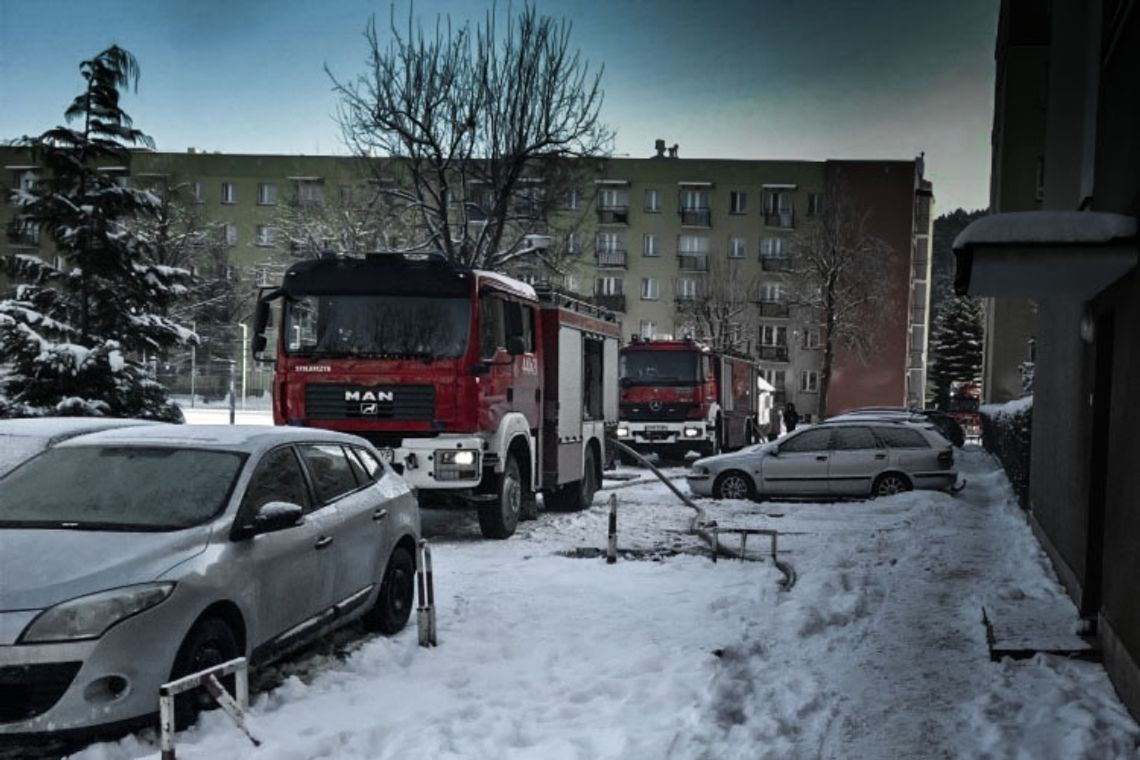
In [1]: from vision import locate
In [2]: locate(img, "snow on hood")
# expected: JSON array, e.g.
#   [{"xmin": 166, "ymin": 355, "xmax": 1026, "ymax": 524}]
[{"xmin": 0, "ymin": 524, "xmax": 212, "ymax": 611}]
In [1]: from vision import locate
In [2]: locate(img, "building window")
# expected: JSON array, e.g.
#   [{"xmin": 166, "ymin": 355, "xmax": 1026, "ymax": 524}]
[
  {"xmin": 190, "ymin": 181, "xmax": 204, "ymax": 203},
  {"xmin": 759, "ymin": 282, "xmax": 786, "ymax": 302},
  {"xmin": 643, "ymin": 233, "xmax": 660, "ymax": 257},
  {"xmin": 676, "ymin": 277, "xmax": 700, "ymax": 300},
  {"xmin": 599, "ymin": 188, "xmax": 628, "ymax": 210},
  {"xmin": 760, "ymin": 237, "xmax": 788, "ymax": 257},
  {"xmin": 760, "ymin": 369, "xmax": 786, "ymax": 390},
  {"xmin": 803, "ymin": 327, "xmax": 822, "ymax": 349},
  {"xmin": 566, "ymin": 232, "xmax": 581, "ymax": 255},
  {"xmin": 680, "ymin": 189, "xmax": 709, "ymax": 210},
  {"xmin": 257, "ymin": 183, "xmax": 278, "ymax": 206},
  {"xmin": 9, "ymin": 219, "xmax": 40, "ymax": 246},
  {"xmin": 224, "ymin": 223, "xmax": 238, "ymax": 247},
  {"xmin": 221, "ymin": 182, "xmax": 237, "ymax": 204},
  {"xmin": 729, "ymin": 237, "xmax": 747, "ymax": 258},
  {"xmin": 296, "ymin": 180, "xmax": 325, "ymax": 205},
  {"xmin": 760, "ymin": 325, "xmax": 788, "ymax": 346},
  {"xmin": 641, "ymin": 278, "xmax": 659, "ymax": 300},
  {"xmin": 595, "ymin": 276, "xmax": 623, "ymax": 296},
  {"xmin": 730, "ymin": 191, "xmax": 747, "ymax": 214},
  {"xmin": 807, "ymin": 193, "xmax": 824, "ymax": 215},
  {"xmin": 256, "ymin": 225, "xmax": 277, "ymax": 247},
  {"xmin": 645, "ymin": 189, "xmax": 661, "ymax": 213},
  {"xmin": 10, "ymin": 169, "xmax": 39, "ymax": 204},
  {"xmin": 566, "ymin": 188, "xmax": 580, "ymax": 210},
  {"xmin": 638, "ymin": 320, "xmax": 657, "ymax": 339},
  {"xmin": 800, "ymin": 370, "xmax": 819, "ymax": 393},
  {"xmin": 763, "ymin": 190, "xmax": 794, "ymax": 227}
]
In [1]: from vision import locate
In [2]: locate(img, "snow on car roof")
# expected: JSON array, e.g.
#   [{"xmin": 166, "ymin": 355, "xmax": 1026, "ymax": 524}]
[
  {"xmin": 0, "ymin": 417, "xmax": 163, "ymax": 441},
  {"xmin": 55, "ymin": 424, "xmax": 369, "ymax": 453}
]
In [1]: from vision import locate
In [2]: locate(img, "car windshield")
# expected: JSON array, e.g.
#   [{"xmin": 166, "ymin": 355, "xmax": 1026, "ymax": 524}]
[
  {"xmin": 284, "ymin": 294, "xmax": 470, "ymax": 359},
  {"xmin": 0, "ymin": 446, "xmax": 245, "ymax": 531},
  {"xmin": 620, "ymin": 351, "xmax": 700, "ymax": 385}
]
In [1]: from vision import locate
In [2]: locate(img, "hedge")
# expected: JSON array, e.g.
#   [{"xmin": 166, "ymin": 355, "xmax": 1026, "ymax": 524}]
[{"xmin": 979, "ymin": 396, "xmax": 1033, "ymax": 509}]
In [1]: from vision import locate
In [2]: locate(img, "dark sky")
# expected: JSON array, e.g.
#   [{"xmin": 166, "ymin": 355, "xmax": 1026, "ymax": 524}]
[{"xmin": 0, "ymin": 0, "xmax": 998, "ymax": 211}]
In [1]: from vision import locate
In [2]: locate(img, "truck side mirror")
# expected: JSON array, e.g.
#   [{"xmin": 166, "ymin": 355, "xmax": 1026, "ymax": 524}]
[
  {"xmin": 251, "ymin": 288, "xmax": 281, "ymax": 364},
  {"xmin": 507, "ymin": 336, "xmax": 527, "ymax": 356}
]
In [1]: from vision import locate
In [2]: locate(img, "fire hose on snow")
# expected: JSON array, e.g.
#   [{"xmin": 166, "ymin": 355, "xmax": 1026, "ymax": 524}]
[{"xmin": 606, "ymin": 438, "xmax": 796, "ymax": 590}]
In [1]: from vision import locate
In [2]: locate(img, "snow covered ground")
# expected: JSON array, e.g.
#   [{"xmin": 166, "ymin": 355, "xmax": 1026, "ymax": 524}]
[{"xmin": 62, "ymin": 445, "xmax": 1139, "ymax": 759}]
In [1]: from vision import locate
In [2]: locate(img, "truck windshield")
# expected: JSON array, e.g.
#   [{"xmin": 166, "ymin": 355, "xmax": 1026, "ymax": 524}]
[
  {"xmin": 284, "ymin": 295, "xmax": 470, "ymax": 359},
  {"xmin": 620, "ymin": 351, "xmax": 700, "ymax": 385}
]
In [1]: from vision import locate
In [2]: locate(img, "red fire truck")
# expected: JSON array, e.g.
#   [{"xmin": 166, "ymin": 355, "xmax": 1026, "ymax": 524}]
[
  {"xmin": 251, "ymin": 252, "xmax": 621, "ymax": 539},
  {"xmin": 616, "ymin": 337, "xmax": 761, "ymax": 458}
]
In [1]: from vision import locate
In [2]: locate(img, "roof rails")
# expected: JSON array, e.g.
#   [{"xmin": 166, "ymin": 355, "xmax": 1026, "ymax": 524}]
[{"xmin": 533, "ymin": 284, "xmax": 618, "ymax": 322}]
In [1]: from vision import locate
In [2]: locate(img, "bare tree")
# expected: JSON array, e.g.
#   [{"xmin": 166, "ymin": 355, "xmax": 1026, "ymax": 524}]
[
  {"xmin": 673, "ymin": 257, "xmax": 760, "ymax": 354},
  {"xmin": 271, "ymin": 176, "xmax": 412, "ymax": 259},
  {"xmin": 328, "ymin": 3, "xmax": 612, "ymax": 272},
  {"xmin": 789, "ymin": 174, "xmax": 895, "ymax": 416}
]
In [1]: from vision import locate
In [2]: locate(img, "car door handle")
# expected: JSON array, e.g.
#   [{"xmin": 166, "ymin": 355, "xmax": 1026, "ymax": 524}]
[
  {"xmin": 373, "ymin": 508, "xmax": 389, "ymax": 522},
  {"xmin": 314, "ymin": 536, "xmax": 334, "ymax": 550},
  {"xmin": 874, "ymin": 453, "xmax": 887, "ymax": 460},
  {"xmin": 815, "ymin": 455, "xmax": 828, "ymax": 461}
]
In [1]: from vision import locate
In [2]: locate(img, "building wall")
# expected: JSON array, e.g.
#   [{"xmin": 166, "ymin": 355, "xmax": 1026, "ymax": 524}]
[{"xmin": 823, "ymin": 160, "xmax": 922, "ymax": 416}]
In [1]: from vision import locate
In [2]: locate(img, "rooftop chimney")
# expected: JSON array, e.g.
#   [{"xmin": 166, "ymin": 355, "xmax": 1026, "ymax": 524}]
[
  {"xmin": 668, "ymin": 144, "xmax": 679, "ymax": 159},
  {"xmin": 654, "ymin": 139, "xmax": 666, "ymax": 158}
]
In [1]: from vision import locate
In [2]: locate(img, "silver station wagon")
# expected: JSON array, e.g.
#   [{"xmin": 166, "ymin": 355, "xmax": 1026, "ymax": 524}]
[
  {"xmin": 0, "ymin": 425, "xmax": 420, "ymax": 738},
  {"xmin": 686, "ymin": 421, "xmax": 958, "ymax": 500}
]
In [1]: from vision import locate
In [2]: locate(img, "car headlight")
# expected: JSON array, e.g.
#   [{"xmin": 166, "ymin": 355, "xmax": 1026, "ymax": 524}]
[
  {"xmin": 690, "ymin": 465, "xmax": 708, "ymax": 475},
  {"xmin": 683, "ymin": 427, "xmax": 701, "ymax": 438},
  {"xmin": 617, "ymin": 426, "xmax": 630, "ymax": 438},
  {"xmin": 20, "ymin": 583, "xmax": 175, "ymax": 643}
]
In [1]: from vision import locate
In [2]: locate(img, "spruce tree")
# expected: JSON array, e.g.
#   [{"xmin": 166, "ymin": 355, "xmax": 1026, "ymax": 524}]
[
  {"xmin": 927, "ymin": 295, "xmax": 984, "ymax": 409},
  {"xmin": 0, "ymin": 46, "xmax": 193, "ymax": 420}
]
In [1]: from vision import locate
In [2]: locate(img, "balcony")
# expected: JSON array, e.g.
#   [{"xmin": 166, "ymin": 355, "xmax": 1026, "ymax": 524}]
[
  {"xmin": 760, "ymin": 255, "xmax": 792, "ymax": 272},
  {"xmin": 678, "ymin": 254, "xmax": 710, "ymax": 272},
  {"xmin": 764, "ymin": 210, "xmax": 795, "ymax": 228},
  {"xmin": 680, "ymin": 208, "xmax": 711, "ymax": 227},
  {"xmin": 592, "ymin": 294, "xmax": 626, "ymax": 312},
  {"xmin": 758, "ymin": 346, "xmax": 789, "ymax": 362},
  {"xmin": 597, "ymin": 206, "xmax": 629, "ymax": 225},
  {"xmin": 595, "ymin": 248, "xmax": 627, "ymax": 268},
  {"xmin": 758, "ymin": 301, "xmax": 790, "ymax": 318}
]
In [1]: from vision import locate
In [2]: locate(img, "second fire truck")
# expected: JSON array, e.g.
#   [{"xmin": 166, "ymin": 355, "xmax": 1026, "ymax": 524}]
[
  {"xmin": 252, "ymin": 252, "xmax": 620, "ymax": 539},
  {"xmin": 616, "ymin": 337, "xmax": 761, "ymax": 459}
]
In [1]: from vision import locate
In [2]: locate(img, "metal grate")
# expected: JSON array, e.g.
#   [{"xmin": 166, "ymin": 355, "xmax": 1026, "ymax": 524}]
[
  {"xmin": 304, "ymin": 384, "xmax": 435, "ymax": 421},
  {"xmin": 0, "ymin": 662, "xmax": 82, "ymax": 722}
]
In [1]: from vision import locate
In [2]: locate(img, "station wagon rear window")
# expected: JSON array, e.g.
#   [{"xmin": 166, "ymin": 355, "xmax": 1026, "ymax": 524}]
[{"xmin": 874, "ymin": 427, "xmax": 930, "ymax": 448}]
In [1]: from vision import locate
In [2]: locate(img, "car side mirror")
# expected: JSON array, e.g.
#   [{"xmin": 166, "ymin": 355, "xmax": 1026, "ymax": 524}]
[
  {"xmin": 235, "ymin": 501, "xmax": 303, "ymax": 540},
  {"xmin": 507, "ymin": 336, "xmax": 527, "ymax": 356},
  {"xmin": 768, "ymin": 447, "xmax": 779, "ymax": 457}
]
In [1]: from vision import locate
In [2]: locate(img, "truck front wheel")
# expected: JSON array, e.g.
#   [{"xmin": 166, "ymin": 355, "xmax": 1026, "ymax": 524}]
[
  {"xmin": 478, "ymin": 455, "xmax": 521, "ymax": 539},
  {"xmin": 545, "ymin": 447, "xmax": 598, "ymax": 512}
]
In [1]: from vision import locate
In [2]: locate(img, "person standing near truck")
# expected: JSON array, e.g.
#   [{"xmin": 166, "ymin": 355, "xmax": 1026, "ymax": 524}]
[
  {"xmin": 784, "ymin": 402, "xmax": 800, "ymax": 432},
  {"xmin": 767, "ymin": 405, "xmax": 783, "ymax": 442}
]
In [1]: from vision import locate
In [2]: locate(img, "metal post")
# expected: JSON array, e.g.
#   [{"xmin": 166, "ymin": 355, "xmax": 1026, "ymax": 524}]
[
  {"xmin": 189, "ymin": 321, "xmax": 196, "ymax": 408},
  {"xmin": 417, "ymin": 540, "xmax": 437, "ymax": 647},
  {"xmin": 159, "ymin": 688, "xmax": 176, "ymax": 760},
  {"xmin": 239, "ymin": 323, "xmax": 248, "ymax": 411},
  {"xmin": 606, "ymin": 493, "xmax": 618, "ymax": 564},
  {"xmin": 228, "ymin": 360, "xmax": 236, "ymax": 425}
]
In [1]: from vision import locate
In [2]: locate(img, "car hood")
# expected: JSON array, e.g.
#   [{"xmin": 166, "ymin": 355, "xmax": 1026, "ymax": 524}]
[
  {"xmin": 694, "ymin": 443, "xmax": 771, "ymax": 469},
  {"xmin": 0, "ymin": 525, "xmax": 213, "ymax": 611}
]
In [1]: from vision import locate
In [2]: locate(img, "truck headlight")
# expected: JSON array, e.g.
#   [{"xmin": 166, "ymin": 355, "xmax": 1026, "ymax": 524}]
[
  {"xmin": 20, "ymin": 583, "xmax": 175, "ymax": 643},
  {"xmin": 434, "ymin": 449, "xmax": 479, "ymax": 481},
  {"xmin": 683, "ymin": 427, "xmax": 701, "ymax": 438},
  {"xmin": 617, "ymin": 426, "xmax": 630, "ymax": 438}
]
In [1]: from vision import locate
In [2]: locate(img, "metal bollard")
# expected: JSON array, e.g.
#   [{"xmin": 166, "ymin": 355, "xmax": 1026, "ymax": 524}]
[
  {"xmin": 606, "ymin": 493, "xmax": 618, "ymax": 564},
  {"xmin": 417, "ymin": 539, "xmax": 437, "ymax": 647},
  {"xmin": 159, "ymin": 657, "xmax": 256, "ymax": 760}
]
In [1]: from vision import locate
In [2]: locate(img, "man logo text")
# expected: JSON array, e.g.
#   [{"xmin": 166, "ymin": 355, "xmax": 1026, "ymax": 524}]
[{"xmin": 345, "ymin": 390, "xmax": 395, "ymax": 402}]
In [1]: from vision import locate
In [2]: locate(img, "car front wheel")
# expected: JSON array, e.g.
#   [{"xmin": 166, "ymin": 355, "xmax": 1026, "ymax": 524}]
[
  {"xmin": 479, "ymin": 455, "xmax": 522, "ymax": 538},
  {"xmin": 713, "ymin": 470, "xmax": 755, "ymax": 500},
  {"xmin": 364, "ymin": 545, "xmax": 415, "ymax": 634},
  {"xmin": 170, "ymin": 616, "xmax": 240, "ymax": 729}
]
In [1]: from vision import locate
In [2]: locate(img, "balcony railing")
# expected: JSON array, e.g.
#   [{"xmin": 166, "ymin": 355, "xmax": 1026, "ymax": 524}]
[
  {"xmin": 595, "ymin": 248, "xmax": 627, "ymax": 268},
  {"xmin": 760, "ymin": 255, "xmax": 792, "ymax": 272},
  {"xmin": 597, "ymin": 207, "xmax": 629, "ymax": 225},
  {"xmin": 764, "ymin": 210, "xmax": 795, "ymax": 228},
  {"xmin": 592, "ymin": 294, "xmax": 626, "ymax": 312},
  {"xmin": 758, "ymin": 301, "xmax": 790, "ymax": 318},
  {"xmin": 758, "ymin": 346, "xmax": 789, "ymax": 362},
  {"xmin": 680, "ymin": 208, "xmax": 711, "ymax": 227},
  {"xmin": 677, "ymin": 254, "xmax": 710, "ymax": 272}
]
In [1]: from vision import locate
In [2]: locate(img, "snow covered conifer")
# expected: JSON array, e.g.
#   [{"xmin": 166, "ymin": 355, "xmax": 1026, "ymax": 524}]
[
  {"xmin": 0, "ymin": 45, "xmax": 193, "ymax": 421},
  {"xmin": 927, "ymin": 295, "xmax": 984, "ymax": 409}
]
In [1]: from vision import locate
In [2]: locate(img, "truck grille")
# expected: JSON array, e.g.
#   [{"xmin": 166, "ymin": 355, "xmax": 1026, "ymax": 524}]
[
  {"xmin": 304, "ymin": 384, "xmax": 435, "ymax": 421},
  {"xmin": 0, "ymin": 662, "xmax": 82, "ymax": 723},
  {"xmin": 621, "ymin": 402, "xmax": 696, "ymax": 422}
]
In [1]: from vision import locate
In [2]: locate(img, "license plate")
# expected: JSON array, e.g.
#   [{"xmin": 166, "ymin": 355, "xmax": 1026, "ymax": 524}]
[
  {"xmin": 377, "ymin": 447, "xmax": 395, "ymax": 463},
  {"xmin": 645, "ymin": 425, "xmax": 668, "ymax": 432}
]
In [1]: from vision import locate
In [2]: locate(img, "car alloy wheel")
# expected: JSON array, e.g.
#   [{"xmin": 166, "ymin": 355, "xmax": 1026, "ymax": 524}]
[
  {"xmin": 715, "ymin": 471, "xmax": 753, "ymax": 500},
  {"xmin": 874, "ymin": 473, "xmax": 910, "ymax": 496}
]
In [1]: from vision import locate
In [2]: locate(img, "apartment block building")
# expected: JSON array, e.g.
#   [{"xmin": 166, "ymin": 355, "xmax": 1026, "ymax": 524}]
[{"xmin": 2, "ymin": 145, "xmax": 933, "ymax": 418}]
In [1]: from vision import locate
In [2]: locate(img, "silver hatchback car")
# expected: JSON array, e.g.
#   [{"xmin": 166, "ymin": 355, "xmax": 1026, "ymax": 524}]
[
  {"xmin": 686, "ymin": 421, "xmax": 958, "ymax": 500},
  {"xmin": 0, "ymin": 425, "xmax": 420, "ymax": 738}
]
